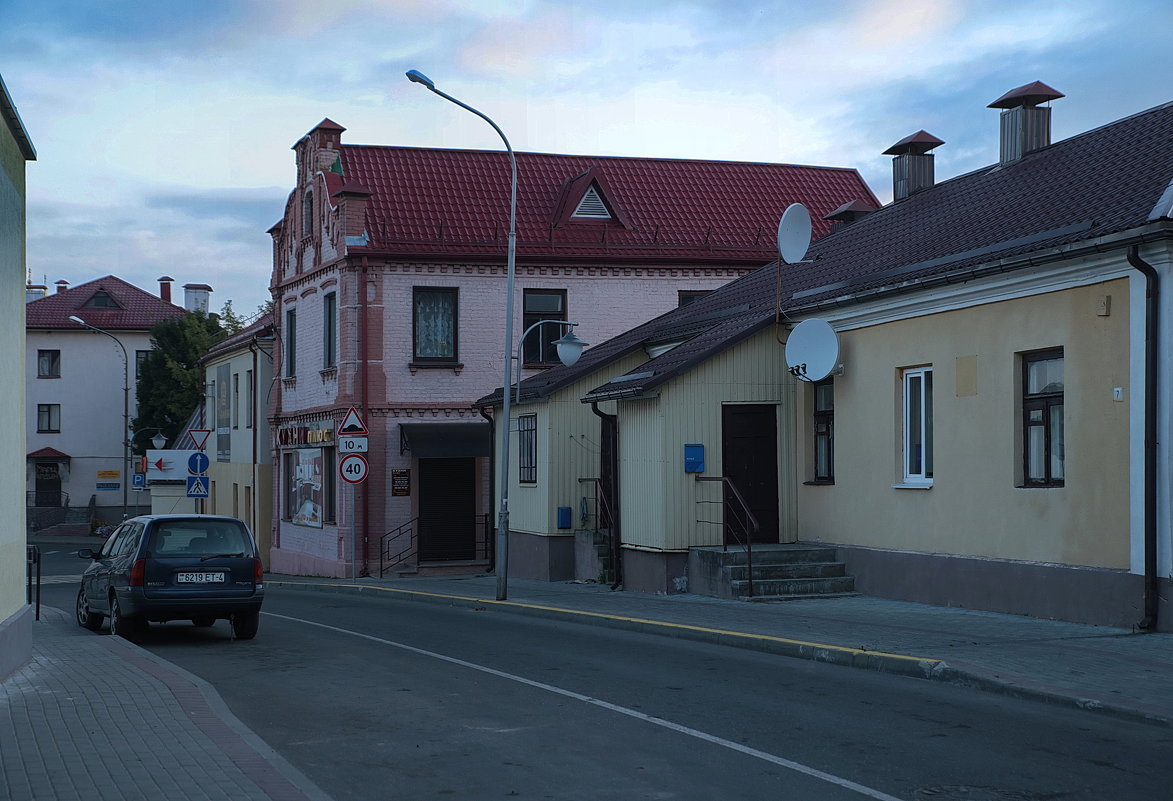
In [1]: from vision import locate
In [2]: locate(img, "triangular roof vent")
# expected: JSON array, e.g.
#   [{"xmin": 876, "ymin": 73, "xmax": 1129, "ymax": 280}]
[
  {"xmin": 82, "ymin": 289, "xmax": 121, "ymax": 309},
  {"xmin": 573, "ymin": 185, "xmax": 611, "ymax": 219}
]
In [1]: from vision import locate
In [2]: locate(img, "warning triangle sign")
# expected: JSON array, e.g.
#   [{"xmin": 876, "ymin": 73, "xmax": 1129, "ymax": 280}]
[{"xmin": 339, "ymin": 407, "xmax": 368, "ymax": 435}]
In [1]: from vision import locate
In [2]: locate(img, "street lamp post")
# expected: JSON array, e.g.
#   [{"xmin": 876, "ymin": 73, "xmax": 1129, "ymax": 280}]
[
  {"xmin": 513, "ymin": 321, "xmax": 587, "ymax": 403},
  {"xmin": 69, "ymin": 315, "xmax": 130, "ymax": 519},
  {"xmin": 406, "ymin": 69, "xmax": 520, "ymax": 600}
]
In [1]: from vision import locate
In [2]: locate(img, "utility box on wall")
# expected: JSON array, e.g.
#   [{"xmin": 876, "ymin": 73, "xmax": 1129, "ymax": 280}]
[
  {"xmin": 557, "ymin": 506, "xmax": 573, "ymax": 530},
  {"xmin": 684, "ymin": 444, "xmax": 705, "ymax": 473}
]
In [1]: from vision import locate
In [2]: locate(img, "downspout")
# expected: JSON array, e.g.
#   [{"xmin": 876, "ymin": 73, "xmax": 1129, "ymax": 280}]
[
  {"xmin": 477, "ymin": 405, "xmax": 496, "ymax": 571},
  {"xmin": 248, "ymin": 337, "xmax": 259, "ymax": 546},
  {"xmin": 1127, "ymin": 245, "xmax": 1159, "ymax": 630},
  {"xmin": 591, "ymin": 402, "xmax": 622, "ymax": 590},
  {"xmin": 360, "ymin": 256, "xmax": 371, "ymax": 574}
]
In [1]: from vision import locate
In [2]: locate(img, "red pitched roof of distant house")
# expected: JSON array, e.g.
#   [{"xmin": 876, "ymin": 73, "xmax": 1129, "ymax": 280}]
[
  {"xmin": 334, "ymin": 143, "xmax": 879, "ymax": 263},
  {"xmin": 25, "ymin": 276, "xmax": 187, "ymax": 331}
]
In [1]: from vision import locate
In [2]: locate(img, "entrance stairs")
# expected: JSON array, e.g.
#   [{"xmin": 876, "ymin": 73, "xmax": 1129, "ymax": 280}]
[{"xmin": 687, "ymin": 543, "xmax": 857, "ymax": 601}]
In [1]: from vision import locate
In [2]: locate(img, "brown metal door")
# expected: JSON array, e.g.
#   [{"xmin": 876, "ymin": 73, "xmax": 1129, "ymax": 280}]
[
  {"xmin": 418, "ymin": 458, "xmax": 476, "ymax": 560},
  {"xmin": 721, "ymin": 405, "xmax": 779, "ymax": 544}
]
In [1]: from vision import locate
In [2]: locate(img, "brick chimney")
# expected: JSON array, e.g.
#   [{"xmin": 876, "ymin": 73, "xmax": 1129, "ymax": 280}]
[
  {"xmin": 334, "ymin": 183, "xmax": 372, "ymax": 246},
  {"xmin": 157, "ymin": 275, "xmax": 174, "ymax": 303},
  {"xmin": 54, "ymin": 279, "xmax": 69, "ymax": 294},
  {"xmin": 988, "ymin": 81, "xmax": 1064, "ymax": 164},
  {"xmin": 884, "ymin": 130, "xmax": 944, "ymax": 201}
]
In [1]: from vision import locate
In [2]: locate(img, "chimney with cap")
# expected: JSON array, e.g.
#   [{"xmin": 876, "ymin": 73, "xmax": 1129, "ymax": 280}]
[
  {"xmin": 989, "ymin": 81, "xmax": 1064, "ymax": 164},
  {"xmin": 158, "ymin": 275, "xmax": 174, "ymax": 303},
  {"xmin": 884, "ymin": 130, "xmax": 944, "ymax": 201},
  {"xmin": 183, "ymin": 283, "xmax": 213, "ymax": 313},
  {"xmin": 25, "ymin": 283, "xmax": 47, "ymax": 303},
  {"xmin": 54, "ymin": 279, "xmax": 70, "ymax": 294}
]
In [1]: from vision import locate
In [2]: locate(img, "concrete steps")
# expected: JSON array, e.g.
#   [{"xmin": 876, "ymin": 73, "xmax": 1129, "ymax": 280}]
[{"xmin": 687, "ymin": 543, "xmax": 857, "ymax": 601}]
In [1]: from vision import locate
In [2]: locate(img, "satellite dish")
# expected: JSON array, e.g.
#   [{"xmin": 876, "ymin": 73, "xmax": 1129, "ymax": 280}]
[
  {"xmin": 777, "ymin": 203, "xmax": 812, "ymax": 265},
  {"xmin": 785, "ymin": 319, "xmax": 840, "ymax": 382}
]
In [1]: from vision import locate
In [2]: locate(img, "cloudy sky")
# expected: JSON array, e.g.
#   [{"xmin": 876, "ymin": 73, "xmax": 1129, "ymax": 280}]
[{"xmin": 3, "ymin": 0, "xmax": 1169, "ymax": 317}]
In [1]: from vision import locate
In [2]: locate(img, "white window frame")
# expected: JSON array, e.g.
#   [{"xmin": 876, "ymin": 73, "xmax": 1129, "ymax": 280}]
[{"xmin": 900, "ymin": 366, "xmax": 933, "ymax": 487}]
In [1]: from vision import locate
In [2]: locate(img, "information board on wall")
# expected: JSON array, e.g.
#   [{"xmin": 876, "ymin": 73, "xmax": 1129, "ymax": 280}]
[{"xmin": 392, "ymin": 469, "xmax": 410, "ymax": 496}]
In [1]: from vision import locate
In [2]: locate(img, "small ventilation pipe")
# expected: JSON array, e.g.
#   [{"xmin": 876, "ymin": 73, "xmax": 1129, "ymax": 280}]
[
  {"xmin": 884, "ymin": 131, "xmax": 944, "ymax": 201},
  {"xmin": 1127, "ymin": 245, "xmax": 1160, "ymax": 631},
  {"xmin": 988, "ymin": 81, "xmax": 1064, "ymax": 164}
]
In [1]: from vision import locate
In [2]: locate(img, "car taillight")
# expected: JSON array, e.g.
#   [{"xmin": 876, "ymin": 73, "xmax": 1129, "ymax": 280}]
[
  {"xmin": 253, "ymin": 557, "xmax": 263, "ymax": 585},
  {"xmin": 129, "ymin": 559, "xmax": 146, "ymax": 587}
]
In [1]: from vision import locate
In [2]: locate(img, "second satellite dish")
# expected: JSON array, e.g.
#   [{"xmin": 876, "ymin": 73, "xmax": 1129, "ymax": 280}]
[
  {"xmin": 777, "ymin": 203, "xmax": 812, "ymax": 264},
  {"xmin": 785, "ymin": 319, "xmax": 840, "ymax": 382}
]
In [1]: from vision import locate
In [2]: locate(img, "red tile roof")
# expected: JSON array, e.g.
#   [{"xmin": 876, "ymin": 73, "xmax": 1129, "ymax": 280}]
[
  {"xmin": 27, "ymin": 447, "xmax": 71, "ymax": 460},
  {"xmin": 336, "ymin": 144, "xmax": 878, "ymax": 263},
  {"xmin": 25, "ymin": 276, "xmax": 187, "ymax": 331}
]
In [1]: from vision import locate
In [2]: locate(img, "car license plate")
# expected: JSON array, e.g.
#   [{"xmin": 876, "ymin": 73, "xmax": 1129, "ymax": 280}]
[{"xmin": 176, "ymin": 572, "xmax": 225, "ymax": 584}]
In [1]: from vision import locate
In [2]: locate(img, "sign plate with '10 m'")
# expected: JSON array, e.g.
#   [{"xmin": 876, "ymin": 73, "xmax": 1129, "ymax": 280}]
[{"xmin": 338, "ymin": 437, "xmax": 368, "ymax": 453}]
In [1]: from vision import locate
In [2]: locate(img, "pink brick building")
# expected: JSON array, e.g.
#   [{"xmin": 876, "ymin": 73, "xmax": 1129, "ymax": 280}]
[{"xmin": 267, "ymin": 119, "xmax": 876, "ymax": 578}]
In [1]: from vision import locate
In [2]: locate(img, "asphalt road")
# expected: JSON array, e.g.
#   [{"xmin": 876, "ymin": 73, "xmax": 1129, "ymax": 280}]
[{"xmin": 35, "ymin": 573, "xmax": 1173, "ymax": 801}]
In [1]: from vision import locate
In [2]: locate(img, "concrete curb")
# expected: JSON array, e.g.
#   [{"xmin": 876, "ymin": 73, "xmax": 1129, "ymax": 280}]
[{"xmin": 270, "ymin": 579, "xmax": 1173, "ymax": 730}]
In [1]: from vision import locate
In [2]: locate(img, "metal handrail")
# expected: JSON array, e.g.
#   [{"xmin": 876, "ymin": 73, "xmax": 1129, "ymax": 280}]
[
  {"xmin": 579, "ymin": 477, "xmax": 620, "ymax": 588},
  {"xmin": 695, "ymin": 475, "xmax": 759, "ymax": 597},
  {"xmin": 379, "ymin": 517, "xmax": 417, "ymax": 577},
  {"xmin": 380, "ymin": 514, "xmax": 493, "ymax": 576},
  {"xmin": 26, "ymin": 545, "xmax": 41, "ymax": 620}
]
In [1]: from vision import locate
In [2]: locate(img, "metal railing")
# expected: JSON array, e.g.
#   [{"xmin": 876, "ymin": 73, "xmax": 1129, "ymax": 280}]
[
  {"xmin": 26, "ymin": 491, "xmax": 70, "ymax": 508},
  {"xmin": 695, "ymin": 476, "xmax": 760, "ymax": 597},
  {"xmin": 380, "ymin": 517, "xmax": 417, "ymax": 576},
  {"xmin": 26, "ymin": 546, "xmax": 41, "ymax": 620},
  {"xmin": 379, "ymin": 514, "xmax": 493, "ymax": 577},
  {"xmin": 579, "ymin": 477, "xmax": 620, "ymax": 588}
]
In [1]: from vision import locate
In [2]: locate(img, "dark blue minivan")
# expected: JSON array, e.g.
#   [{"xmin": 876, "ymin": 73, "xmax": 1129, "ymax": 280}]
[{"xmin": 76, "ymin": 514, "xmax": 264, "ymax": 640}]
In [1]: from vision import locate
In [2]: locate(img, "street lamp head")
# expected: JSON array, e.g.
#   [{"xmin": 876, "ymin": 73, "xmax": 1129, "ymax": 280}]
[
  {"xmin": 68, "ymin": 315, "xmax": 86, "ymax": 325},
  {"xmin": 151, "ymin": 433, "xmax": 168, "ymax": 449},
  {"xmin": 405, "ymin": 69, "xmax": 435, "ymax": 91},
  {"xmin": 554, "ymin": 330, "xmax": 588, "ymax": 368}
]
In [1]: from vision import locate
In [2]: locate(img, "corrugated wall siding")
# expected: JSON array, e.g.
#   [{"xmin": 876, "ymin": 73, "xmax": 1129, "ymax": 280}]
[{"xmin": 619, "ymin": 329, "xmax": 798, "ymax": 551}]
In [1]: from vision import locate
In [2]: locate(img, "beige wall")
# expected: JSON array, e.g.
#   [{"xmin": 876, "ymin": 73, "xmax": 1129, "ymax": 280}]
[
  {"xmin": 1, "ymin": 98, "xmax": 28, "ymax": 630},
  {"xmin": 796, "ymin": 279, "xmax": 1131, "ymax": 569},
  {"xmin": 618, "ymin": 330, "xmax": 798, "ymax": 551},
  {"xmin": 505, "ymin": 352, "xmax": 647, "ymax": 536}
]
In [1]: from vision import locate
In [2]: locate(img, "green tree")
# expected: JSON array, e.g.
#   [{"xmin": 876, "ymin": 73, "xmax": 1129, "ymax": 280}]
[
  {"xmin": 218, "ymin": 300, "xmax": 248, "ymax": 334},
  {"xmin": 131, "ymin": 311, "xmax": 227, "ymax": 454}
]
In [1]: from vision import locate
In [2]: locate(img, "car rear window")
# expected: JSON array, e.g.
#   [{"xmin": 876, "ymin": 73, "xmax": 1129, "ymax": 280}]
[{"xmin": 148, "ymin": 521, "xmax": 253, "ymax": 557}]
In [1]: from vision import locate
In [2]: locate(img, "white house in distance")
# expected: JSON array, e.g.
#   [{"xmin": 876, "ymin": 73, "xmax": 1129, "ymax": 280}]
[
  {"xmin": 1, "ymin": 71, "xmax": 37, "ymax": 680},
  {"xmin": 25, "ymin": 276, "xmax": 209, "ymax": 527}
]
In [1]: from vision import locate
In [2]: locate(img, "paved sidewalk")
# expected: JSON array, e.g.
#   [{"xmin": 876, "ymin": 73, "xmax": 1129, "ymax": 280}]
[
  {"xmin": 269, "ymin": 572, "xmax": 1173, "ymax": 728},
  {"xmin": 0, "ymin": 607, "xmax": 335, "ymax": 801}
]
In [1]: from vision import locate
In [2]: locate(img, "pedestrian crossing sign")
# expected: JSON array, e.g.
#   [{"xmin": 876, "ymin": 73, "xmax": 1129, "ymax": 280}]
[{"xmin": 186, "ymin": 476, "xmax": 210, "ymax": 498}]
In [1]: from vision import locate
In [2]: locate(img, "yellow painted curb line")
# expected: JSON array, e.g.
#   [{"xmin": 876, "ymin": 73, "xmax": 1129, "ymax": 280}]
[{"xmin": 271, "ymin": 580, "xmax": 941, "ymax": 667}]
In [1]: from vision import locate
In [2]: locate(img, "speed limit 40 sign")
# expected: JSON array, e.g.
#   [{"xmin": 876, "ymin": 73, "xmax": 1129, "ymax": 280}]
[{"xmin": 338, "ymin": 453, "xmax": 369, "ymax": 484}]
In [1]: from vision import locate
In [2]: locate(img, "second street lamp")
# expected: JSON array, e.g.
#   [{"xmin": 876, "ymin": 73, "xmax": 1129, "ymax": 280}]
[{"xmin": 69, "ymin": 314, "xmax": 130, "ymax": 519}]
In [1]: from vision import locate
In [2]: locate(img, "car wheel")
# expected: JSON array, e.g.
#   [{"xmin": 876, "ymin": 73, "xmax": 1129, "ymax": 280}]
[
  {"xmin": 108, "ymin": 594, "xmax": 144, "ymax": 641},
  {"xmin": 75, "ymin": 587, "xmax": 102, "ymax": 631},
  {"xmin": 231, "ymin": 611, "xmax": 260, "ymax": 640},
  {"xmin": 192, "ymin": 617, "xmax": 216, "ymax": 628}
]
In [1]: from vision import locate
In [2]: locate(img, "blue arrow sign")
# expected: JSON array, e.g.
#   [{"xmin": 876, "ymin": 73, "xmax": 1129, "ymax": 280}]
[
  {"xmin": 188, "ymin": 452, "xmax": 210, "ymax": 475},
  {"xmin": 186, "ymin": 476, "xmax": 210, "ymax": 498}
]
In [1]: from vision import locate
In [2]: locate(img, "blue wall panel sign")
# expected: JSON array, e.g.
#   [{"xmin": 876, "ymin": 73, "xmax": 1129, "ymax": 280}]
[
  {"xmin": 684, "ymin": 443, "xmax": 705, "ymax": 473},
  {"xmin": 557, "ymin": 506, "xmax": 572, "ymax": 530}
]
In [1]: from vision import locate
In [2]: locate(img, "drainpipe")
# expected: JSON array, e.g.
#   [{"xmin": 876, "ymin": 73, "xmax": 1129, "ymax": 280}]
[
  {"xmin": 1127, "ymin": 245, "xmax": 1159, "ymax": 631},
  {"xmin": 360, "ymin": 257, "xmax": 371, "ymax": 574},
  {"xmin": 477, "ymin": 405, "xmax": 496, "ymax": 571},
  {"xmin": 591, "ymin": 402, "xmax": 622, "ymax": 590}
]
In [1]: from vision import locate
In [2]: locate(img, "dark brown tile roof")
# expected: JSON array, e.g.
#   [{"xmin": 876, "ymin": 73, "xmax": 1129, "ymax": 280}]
[
  {"xmin": 337, "ymin": 144, "xmax": 878, "ymax": 263},
  {"xmin": 25, "ymin": 276, "xmax": 187, "ymax": 331},
  {"xmin": 476, "ymin": 99, "xmax": 1173, "ymax": 407},
  {"xmin": 202, "ymin": 313, "xmax": 276, "ymax": 361}
]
